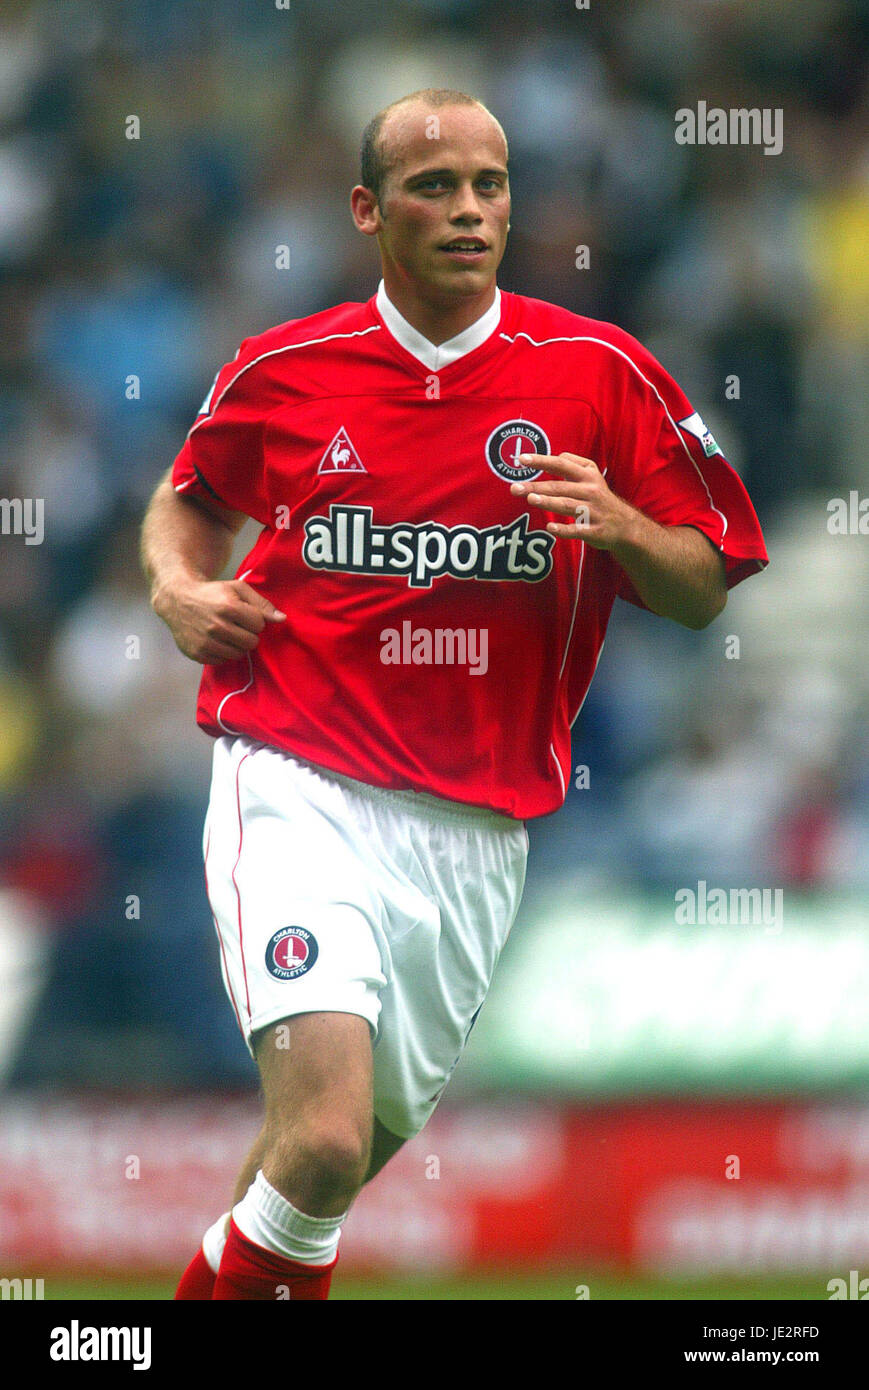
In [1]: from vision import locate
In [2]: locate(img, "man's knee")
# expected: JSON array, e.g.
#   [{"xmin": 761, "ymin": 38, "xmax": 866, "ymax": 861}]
[
  {"xmin": 264, "ymin": 1115, "xmax": 372, "ymax": 1209},
  {"xmin": 301, "ymin": 1117, "xmax": 371, "ymax": 1188}
]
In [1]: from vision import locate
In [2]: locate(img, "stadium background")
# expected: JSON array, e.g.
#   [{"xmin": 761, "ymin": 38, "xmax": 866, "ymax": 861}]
[{"xmin": 1, "ymin": 0, "xmax": 868, "ymax": 1300}]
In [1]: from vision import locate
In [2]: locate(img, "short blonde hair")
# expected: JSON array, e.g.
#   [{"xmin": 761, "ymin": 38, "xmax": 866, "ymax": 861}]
[{"xmin": 359, "ymin": 89, "xmax": 507, "ymax": 201}]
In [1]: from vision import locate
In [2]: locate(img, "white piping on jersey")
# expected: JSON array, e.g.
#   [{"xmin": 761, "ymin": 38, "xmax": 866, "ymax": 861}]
[
  {"xmin": 549, "ymin": 741, "xmax": 567, "ymax": 799},
  {"xmin": 558, "ymin": 539, "xmax": 585, "ymax": 682},
  {"xmin": 499, "ymin": 330, "xmax": 729, "ymax": 541},
  {"xmin": 185, "ymin": 325, "xmax": 383, "ymax": 440},
  {"xmin": 554, "ymin": 463, "xmax": 608, "ymax": 687},
  {"xmin": 553, "ymin": 588, "xmax": 608, "ymax": 799},
  {"xmin": 216, "ymin": 654, "xmax": 254, "ymax": 735},
  {"xmin": 569, "ymin": 637, "xmax": 607, "ymax": 729}
]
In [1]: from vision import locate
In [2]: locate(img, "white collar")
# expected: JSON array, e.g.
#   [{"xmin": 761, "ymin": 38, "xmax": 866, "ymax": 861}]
[{"xmin": 376, "ymin": 279, "xmax": 501, "ymax": 371}]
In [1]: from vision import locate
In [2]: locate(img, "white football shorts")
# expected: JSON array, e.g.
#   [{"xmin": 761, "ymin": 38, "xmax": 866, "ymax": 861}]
[{"xmin": 202, "ymin": 736, "xmax": 529, "ymax": 1139}]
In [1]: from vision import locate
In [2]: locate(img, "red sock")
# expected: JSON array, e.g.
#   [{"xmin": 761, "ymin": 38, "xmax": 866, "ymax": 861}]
[
  {"xmin": 212, "ymin": 1217, "xmax": 338, "ymax": 1300},
  {"xmin": 175, "ymin": 1245, "xmax": 218, "ymax": 1301}
]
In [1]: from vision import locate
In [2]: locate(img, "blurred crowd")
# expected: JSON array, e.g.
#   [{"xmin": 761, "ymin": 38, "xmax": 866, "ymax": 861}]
[{"xmin": 1, "ymin": 0, "xmax": 868, "ymax": 1084}]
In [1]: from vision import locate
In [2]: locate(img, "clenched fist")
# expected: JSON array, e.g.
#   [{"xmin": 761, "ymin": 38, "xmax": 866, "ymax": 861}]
[{"xmin": 152, "ymin": 575, "xmax": 286, "ymax": 665}]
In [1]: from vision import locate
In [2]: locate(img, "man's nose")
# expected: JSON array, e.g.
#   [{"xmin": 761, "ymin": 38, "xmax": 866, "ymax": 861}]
[{"xmin": 449, "ymin": 183, "xmax": 484, "ymax": 220}]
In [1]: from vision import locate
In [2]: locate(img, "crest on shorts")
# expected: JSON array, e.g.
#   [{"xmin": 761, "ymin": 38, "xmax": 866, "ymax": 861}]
[
  {"xmin": 265, "ymin": 926, "xmax": 319, "ymax": 980},
  {"xmin": 485, "ymin": 419, "xmax": 549, "ymax": 483}
]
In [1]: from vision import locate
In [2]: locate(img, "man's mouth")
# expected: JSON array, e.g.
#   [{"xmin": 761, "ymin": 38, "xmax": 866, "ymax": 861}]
[{"xmin": 440, "ymin": 238, "xmax": 488, "ymax": 259}]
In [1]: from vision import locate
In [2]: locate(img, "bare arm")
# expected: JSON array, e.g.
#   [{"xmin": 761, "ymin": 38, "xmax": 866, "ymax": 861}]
[
  {"xmin": 141, "ymin": 470, "xmax": 285, "ymax": 664},
  {"xmin": 607, "ymin": 514, "xmax": 726, "ymax": 629},
  {"xmin": 511, "ymin": 452, "xmax": 727, "ymax": 630}
]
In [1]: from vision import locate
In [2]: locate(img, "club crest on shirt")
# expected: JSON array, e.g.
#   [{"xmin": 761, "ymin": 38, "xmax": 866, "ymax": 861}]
[
  {"xmin": 265, "ymin": 926, "xmax": 318, "ymax": 980},
  {"xmin": 485, "ymin": 420, "xmax": 550, "ymax": 483}
]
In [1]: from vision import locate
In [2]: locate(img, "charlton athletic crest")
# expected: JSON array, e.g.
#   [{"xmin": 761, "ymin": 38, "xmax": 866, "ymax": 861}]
[
  {"xmin": 265, "ymin": 926, "xmax": 318, "ymax": 980},
  {"xmin": 485, "ymin": 420, "xmax": 550, "ymax": 483}
]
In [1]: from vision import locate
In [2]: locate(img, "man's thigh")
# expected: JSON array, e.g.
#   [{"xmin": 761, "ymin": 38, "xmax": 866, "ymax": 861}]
[
  {"xmin": 205, "ymin": 738, "xmax": 525, "ymax": 1144},
  {"xmin": 251, "ymin": 1013, "xmax": 404, "ymax": 1184},
  {"xmin": 253, "ymin": 1011, "xmax": 374, "ymax": 1143}
]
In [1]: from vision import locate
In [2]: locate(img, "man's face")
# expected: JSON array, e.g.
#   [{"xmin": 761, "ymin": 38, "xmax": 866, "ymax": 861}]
[{"xmin": 370, "ymin": 103, "xmax": 510, "ymax": 302}]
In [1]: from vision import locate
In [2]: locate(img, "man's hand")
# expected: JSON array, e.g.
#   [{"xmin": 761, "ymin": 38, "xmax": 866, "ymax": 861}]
[
  {"xmin": 152, "ymin": 575, "xmax": 286, "ymax": 665},
  {"xmin": 511, "ymin": 451, "xmax": 727, "ymax": 629},
  {"xmin": 510, "ymin": 452, "xmax": 638, "ymax": 546},
  {"xmin": 141, "ymin": 471, "xmax": 287, "ymax": 664}
]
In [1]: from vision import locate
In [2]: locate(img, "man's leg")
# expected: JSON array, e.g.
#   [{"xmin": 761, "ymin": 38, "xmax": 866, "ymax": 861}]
[
  {"xmin": 212, "ymin": 1010, "xmax": 373, "ymax": 1299},
  {"xmin": 233, "ymin": 1127, "xmax": 267, "ymax": 1204},
  {"xmin": 257, "ymin": 1011, "xmax": 374, "ymax": 1210},
  {"xmin": 176, "ymin": 1029, "xmax": 405, "ymax": 1299},
  {"xmin": 233, "ymin": 1110, "xmax": 403, "ymax": 1207},
  {"xmin": 175, "ymin": 1130, "xmax": 268, "ymax": 1298}
]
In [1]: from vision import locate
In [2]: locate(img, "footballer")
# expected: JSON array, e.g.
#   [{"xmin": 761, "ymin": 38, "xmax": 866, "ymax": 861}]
[{"xmin": 141, "ymin": 89, "xmax": 767, "ymax": 1299}]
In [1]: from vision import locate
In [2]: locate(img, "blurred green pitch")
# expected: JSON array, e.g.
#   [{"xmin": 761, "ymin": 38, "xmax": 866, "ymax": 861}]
[{"xmin": 45, "ymin": 1272, "xmax": 830, "ymax": 1301}]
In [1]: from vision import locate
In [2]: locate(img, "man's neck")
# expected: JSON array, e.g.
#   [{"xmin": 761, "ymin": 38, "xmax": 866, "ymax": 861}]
[{"xmin": 379, "ymin": 275, "xmax": 498, "ymax": 346}]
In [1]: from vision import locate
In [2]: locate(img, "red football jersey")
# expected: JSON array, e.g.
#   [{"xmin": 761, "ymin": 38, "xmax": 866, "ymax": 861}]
[{"xmin": 171, "ymin": 288, "xmax": 768, "ymax": 819}]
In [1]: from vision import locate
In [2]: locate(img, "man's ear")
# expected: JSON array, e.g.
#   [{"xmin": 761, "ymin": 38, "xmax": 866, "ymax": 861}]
[{"xmin": 350, "ymin": 184, "xmax": 381, "ymax": 236}]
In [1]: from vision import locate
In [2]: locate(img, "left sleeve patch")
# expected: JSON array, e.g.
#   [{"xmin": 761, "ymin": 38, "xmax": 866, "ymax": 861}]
[
  {"xmin": 197, "ymin": 370, "xmax": 220, "ymax": 419},
  {"xmin": 678, "ymin": 411, "xmax": 723, "ymax": 458}
]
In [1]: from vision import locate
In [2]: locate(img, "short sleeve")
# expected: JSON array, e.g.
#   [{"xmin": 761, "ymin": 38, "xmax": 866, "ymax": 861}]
[
  {"xmin": 605, "ymin": 332, "xmax": 768, "ymax": 607},
  {"xmin": 171, "ymin": 338, "xmax": 270, "ymax": 525}
]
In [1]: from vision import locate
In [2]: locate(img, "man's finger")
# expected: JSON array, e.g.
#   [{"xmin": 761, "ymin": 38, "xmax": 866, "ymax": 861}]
[
  {"xmin": 512, "ymin": 478, "xmax": 595, "ymax": 497},
  {"xmin": 184, "ymin": 635, "xmax": 250, "ymax": 665},
  {"xmin": 525, "ymin": 492, "xmax": 593, "ymax": 518},
  {"xmin": 202, "ymin": 641, "xmax": 250, "ymax": 664},
  {"xmin": 210, "ymin": 600, "xmax": 266, "ymax": 638},
  {"xmin": 517, "ymin": 452, "xmax": 600, "ymax": 474},
  {"xmin": 233, "ymin": 580, "xmax": 286, "ymax": 621},
  {"xmin": 203, "ymin": 607, "xmax": 278, "ymax": 655},
  {"xmin": 218, "ymin": 620, "xmax": 264, "ymax": 650}
]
